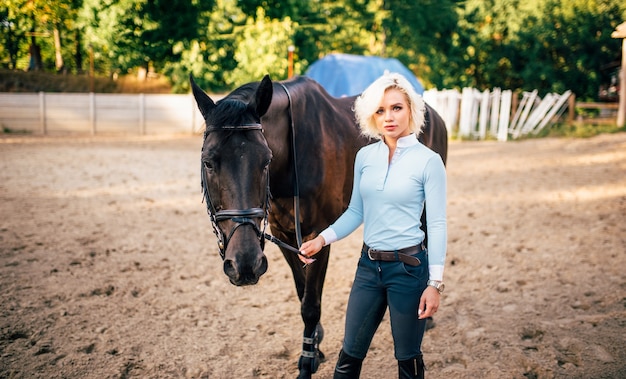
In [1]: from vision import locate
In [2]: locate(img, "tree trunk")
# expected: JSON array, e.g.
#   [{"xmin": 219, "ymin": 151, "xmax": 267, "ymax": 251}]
[
  {"xmin": 74, "ymin": 29, "xmax": 83, "ymax": 73},
  {"xmin": 28, "ymin": 35, "xmax": 44, "ymax": 71},
  {"xmin": 53, "ymin": 26, "xmax": 65, "ymax": 73},
  {"xmin": 5, "ymin": 21, "xmax": 18, "ymax": 69}
]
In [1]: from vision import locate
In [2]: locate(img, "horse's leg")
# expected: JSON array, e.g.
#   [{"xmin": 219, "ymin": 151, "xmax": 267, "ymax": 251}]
[
  {"xmin": 279, "ymin": 242, "xmax": 330, "ymax": 379},
  {"xmin": 419, "ymin": 104, "xmax": 448, "ymax": 332},
  {"xmin": 298, "ymin": 244, "xmax": 329, "ymax": 377}
]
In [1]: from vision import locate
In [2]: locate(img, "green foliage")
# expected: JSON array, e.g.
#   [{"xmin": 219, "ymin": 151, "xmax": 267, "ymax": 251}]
[
  {"xmin": 1, "ymin": 0, "xmax": 625, "ymax": 100},
  {"xmin": 223, "ymin": 9, "xmax": 296, "ymax": 86},
  {"xmin": 1, "ymin": 0, "xmax": 82, "ymax": 71},
  {"xmin": 79, "ymin": 0, "xmax": 213, "ymax": 74},
  {"xmin": 440, "ymin": 0, "xmax": 626, "ymax": 99},
  {"xmin": 163, "ymin": 0, "xmax": 245, "ymax": 93},
  {"xmin": 511, "ymin": 0, "xmax": 625, "ymax": 99},
  {"xmin": 380, "ymin": 0, "xmax": 460, "ymax": 88}
]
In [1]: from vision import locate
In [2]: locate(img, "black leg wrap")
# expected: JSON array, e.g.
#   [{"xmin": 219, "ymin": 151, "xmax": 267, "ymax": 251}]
[
  {"xmin": 398, "ymin": 354, "xmax": 425, "ymax": 379},
  {"xmin": 297, "ymin": 324, "xmax": 325, "ymax": 375},
  {"xmin": 333, "ymin": 349, "xmax": 363, "ymax": 379}
]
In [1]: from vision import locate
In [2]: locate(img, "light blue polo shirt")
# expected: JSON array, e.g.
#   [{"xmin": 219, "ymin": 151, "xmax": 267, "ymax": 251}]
[{"xmin": 321, "ymin": 134, "xmax": 447, "ymax": 280}]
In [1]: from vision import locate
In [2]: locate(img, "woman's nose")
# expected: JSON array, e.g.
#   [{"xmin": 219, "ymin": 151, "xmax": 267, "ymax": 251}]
[{"xmin": 385, "ymin": 110, "xmax": 393, "ymax": 121}]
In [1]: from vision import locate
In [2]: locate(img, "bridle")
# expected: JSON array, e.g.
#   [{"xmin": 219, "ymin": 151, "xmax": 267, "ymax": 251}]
[
  {"xmin": 200, "ymin": 84, "xmax": 311, "ymax": 262},
  {"xmin": 200, "ymin": 123, "xmax": 270, "ymax": 260}
]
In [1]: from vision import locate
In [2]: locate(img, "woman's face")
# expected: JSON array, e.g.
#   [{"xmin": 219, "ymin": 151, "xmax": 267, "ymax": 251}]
[{"xmin": 373, "ymin": 88, "xmax": 412, "ymax": 141}]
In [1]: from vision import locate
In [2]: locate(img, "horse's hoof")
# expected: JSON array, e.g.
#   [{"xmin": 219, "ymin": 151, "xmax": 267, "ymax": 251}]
[
  {"xmin": 318, "ymin": 349, "xmax": 326, "ymax": 362},
  {"xmin": 297, "ymin": 353, "xmax": 321, "ymax": 376}
]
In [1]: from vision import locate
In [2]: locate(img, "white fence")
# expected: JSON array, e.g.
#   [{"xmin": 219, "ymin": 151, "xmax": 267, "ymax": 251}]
[
  {"xmin": 2, "ymin": 89, "xmax": 572, "ymax": 140},
  {"xmin": 424, "ymin": 88, "xmax": 572, "ymax": 141},
  {"xmin": 0, "ymin": 92, "xmax": 206, "ymax": 135}
]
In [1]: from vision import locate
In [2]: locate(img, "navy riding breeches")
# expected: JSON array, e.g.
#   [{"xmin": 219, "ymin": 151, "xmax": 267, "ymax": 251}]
[{"xmin": 341, "ymin": 245, "xmax": 429, "ymax": 360}]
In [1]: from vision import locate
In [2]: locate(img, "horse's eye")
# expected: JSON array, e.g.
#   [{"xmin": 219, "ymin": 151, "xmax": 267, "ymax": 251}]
[{"xmin": 203, "ymin": 160, "xmax": 215, "ymax": 172}]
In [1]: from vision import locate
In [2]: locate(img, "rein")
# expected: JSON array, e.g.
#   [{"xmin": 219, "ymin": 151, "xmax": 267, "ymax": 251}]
[
  {"xmin": 278, "ymin": 82, "xmax": 304, "ymax": 248},
  {"xmin": 200, "ymin": 83, "xmax": 310, "ymax": 262}
]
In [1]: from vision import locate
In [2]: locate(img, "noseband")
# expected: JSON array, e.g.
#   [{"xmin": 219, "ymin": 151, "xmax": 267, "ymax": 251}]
[{"xmin": 201, "ymin": 123, "xmax": 270, "ymax": 259}]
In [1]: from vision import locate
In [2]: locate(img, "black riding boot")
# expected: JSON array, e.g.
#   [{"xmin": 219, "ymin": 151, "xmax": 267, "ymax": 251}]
[
  {"xmin": 398, "ymin": 354, "xmax": 425, "ymax": 379},
  {"xmin": 333, "ymin": 349, "xmax": 363, "ymax": 379}
]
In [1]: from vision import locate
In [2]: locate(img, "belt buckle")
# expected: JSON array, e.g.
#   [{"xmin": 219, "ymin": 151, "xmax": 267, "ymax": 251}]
[{"xmin": 367, "ymin": 247, "xmax": 375, "ymax": 261}]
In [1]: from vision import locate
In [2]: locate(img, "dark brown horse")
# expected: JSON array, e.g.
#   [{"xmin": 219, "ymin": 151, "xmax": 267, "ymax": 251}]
[{"xmin": 191, "ymin": 74, "xmax": 447, "ymax": 379}]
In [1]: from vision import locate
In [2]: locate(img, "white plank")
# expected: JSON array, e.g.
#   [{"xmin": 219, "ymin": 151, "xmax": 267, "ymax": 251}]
[
  {"xmin": 533, "ymin": 90, "xmax": 572, "ymax": 134},
  {"xmin": 510, "ymin": 90, "xmax": 538, "ymax": 139},
  {"xmin": 497, "ymin": 90, "xmax": 512, "ymax": 142},
  {"xmin": 489, "ymin": 88, "xmax": 501, "ymax": 137},
  {"xmin": 520, "ymin": 94, "xmax": 557, "ymax": 135},
  {"xmin": 478, "ymin": 89, "xmax": 490, "ymax": 140}
]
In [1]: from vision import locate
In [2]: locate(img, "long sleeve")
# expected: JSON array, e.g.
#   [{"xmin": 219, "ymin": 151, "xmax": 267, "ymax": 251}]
[{"xmin": 423, "ymin": 154, "xmax": 447, "ymax": 281}]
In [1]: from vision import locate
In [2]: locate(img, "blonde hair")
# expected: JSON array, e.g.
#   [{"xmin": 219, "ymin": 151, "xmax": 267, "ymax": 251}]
[{"xmin": 354, "ymin": 72, "xmax": 426, "ymax": 139}]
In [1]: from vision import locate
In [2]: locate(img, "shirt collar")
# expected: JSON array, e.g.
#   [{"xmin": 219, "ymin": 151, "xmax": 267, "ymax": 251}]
[{"xmin": 396, "ymin": 134, "xmax": 418, "ymax": 148}]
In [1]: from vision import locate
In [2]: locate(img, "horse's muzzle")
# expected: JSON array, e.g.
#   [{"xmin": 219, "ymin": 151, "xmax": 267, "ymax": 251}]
[{"xmin": 223, "ymin": 252, "xmax": 268, "ymax": 286}]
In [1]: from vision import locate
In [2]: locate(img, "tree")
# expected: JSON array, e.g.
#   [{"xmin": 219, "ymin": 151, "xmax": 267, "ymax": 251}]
[
  {"xmin": 0, "ymin": 2, "xmax": 27, "ymax": 69},
  {"xmin": 377, "ymin": 0, "xmax": 461, "ymax": 88},
  {"xmin": 223, "ymin": 8, "xmax": 297, "ymax": 86},
  {"xmin": 79, "ymin": 0, "xmax": 213, "ymax": 75},
  {"xmin": 511, "ymin": 0, "xmax": 625, "ymax": 99},
  {"xmin": 2, "ymin": 0, "xmax": 624, "ymax": 99},
  {"xmin": 429, "ymin": 0, "xmax": 532, "ymax": 90},
  {"xmin": 164, "ymin": 0, "xmax": 245, "ymax": 93},
  {"xmin": 1, "ymin": 0, "xmax": 92, "ymax": 73}
]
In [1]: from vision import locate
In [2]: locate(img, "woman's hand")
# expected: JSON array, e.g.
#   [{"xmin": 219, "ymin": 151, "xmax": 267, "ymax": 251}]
[
  {"xmin": 417, "ymin": 286, "xmax": 440, "ymax": 319},
  {"xmin": 298, "ymin": 235, "xmax": 325, "ymax": 265}
]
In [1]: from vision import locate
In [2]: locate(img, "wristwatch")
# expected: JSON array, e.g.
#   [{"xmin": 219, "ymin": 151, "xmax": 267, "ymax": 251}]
[{"xmin": 427, "ymin": 280, "xmax": 445, "ymax": 294}]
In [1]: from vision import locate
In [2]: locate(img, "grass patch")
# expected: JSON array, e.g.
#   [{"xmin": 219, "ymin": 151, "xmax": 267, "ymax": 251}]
[
  {"xmin": 449, "ymin": 121, "xmax": 625, "ymax": 141},
  {"xmin": 532, "ymin": 122, "xmax": 626, "ymax": 139},
  {"xmin": 1, "ymin": 125, "xmax": 32, "ymax": 134}
]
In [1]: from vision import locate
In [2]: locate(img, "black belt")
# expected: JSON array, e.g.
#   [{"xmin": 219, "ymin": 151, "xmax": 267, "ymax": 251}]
[{"xmin": 362, "ymin": 242, "xmax": 425, "ymax": 267}]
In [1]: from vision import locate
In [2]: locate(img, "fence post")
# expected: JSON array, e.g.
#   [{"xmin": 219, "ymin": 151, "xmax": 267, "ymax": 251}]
[
  {"xmin": 89, "ymin": 93, "xmax": 96, "ymax": 135},
  {"xmin": 567, "ymin": 93, "xmax": 576, "ymax": 124},
  {"xmin": 617, "ymin": 39, "xmax": 626, "ymax": 127},
  {"xmin": 612, "ymin": 23, "xmax": 625, "ymax": 127},
  {"xmin": 39, "ymin": 91, "xmax": 46, "ymax": 135},
  {"xmin": 191, "ymin": 94, "xmax": 196, "ymax": 134},
  {"xmin": 139, "ymin": 93, "xmax": 145, "ymax": 134}
]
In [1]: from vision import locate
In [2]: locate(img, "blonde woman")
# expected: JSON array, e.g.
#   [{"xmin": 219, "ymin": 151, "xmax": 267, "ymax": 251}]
[{"xmin": 299, "ymin": 72, "xmax": 447, "ymax": 379}]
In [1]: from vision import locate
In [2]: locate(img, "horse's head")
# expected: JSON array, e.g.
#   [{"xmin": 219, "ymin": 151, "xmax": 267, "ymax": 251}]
[{"xmin": 191, "ymin": 75, "xmax": 274, "ymax": 286}]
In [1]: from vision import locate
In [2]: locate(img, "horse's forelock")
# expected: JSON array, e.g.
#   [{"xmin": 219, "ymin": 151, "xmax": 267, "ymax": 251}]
[{"xmin": 209, "ymin": 98, "xmax": 253, "ymax": 129}]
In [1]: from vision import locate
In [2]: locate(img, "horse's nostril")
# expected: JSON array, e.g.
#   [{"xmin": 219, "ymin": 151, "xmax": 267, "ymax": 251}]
[
  {"xmin": 258, "ymin": 255, "xmax": 268, "ymax": 276},
  {"xmin": 223, "ymin": 259, "xmax": 238, "ymax": 280}
]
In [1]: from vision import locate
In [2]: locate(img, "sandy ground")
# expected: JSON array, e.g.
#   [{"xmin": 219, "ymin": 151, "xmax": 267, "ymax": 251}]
[{"xmin": 1, "ymin": 132, "xmax": 625, "ymax": 379}]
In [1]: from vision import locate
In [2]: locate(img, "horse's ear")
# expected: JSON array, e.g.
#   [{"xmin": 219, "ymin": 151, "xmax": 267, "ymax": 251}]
[
  {"xmin": 190, "ymin": 74, "xmax": 215, "ymax": 119},
  {"xmin": 250, "ymin": 75, "xmax": 273, "ymax": 118}
]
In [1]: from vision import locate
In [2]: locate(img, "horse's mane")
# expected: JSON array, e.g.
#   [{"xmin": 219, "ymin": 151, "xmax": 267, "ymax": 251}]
[
  {"xmin": 282, "ymin": 76, "xmax": 330, "ymax": 101},
  {"xmin": 210, "ymin": 82, "xmax": 261, "ymax": 128}
]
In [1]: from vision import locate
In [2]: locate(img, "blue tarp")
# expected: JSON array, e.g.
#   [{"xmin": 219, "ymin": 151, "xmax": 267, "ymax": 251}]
[{"xmin": 304, "ymin": 53, "xmax": 424, "ymax": 97}]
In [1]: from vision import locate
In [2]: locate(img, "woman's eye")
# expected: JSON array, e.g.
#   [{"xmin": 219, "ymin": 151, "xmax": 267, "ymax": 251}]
[
  {"xmin": 393, "ymin": 105, "xmax": 402, "ymax": 111},
  {"xmin": 375, "ymin": 109, "xmax": 384, "ymax": 115}
]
